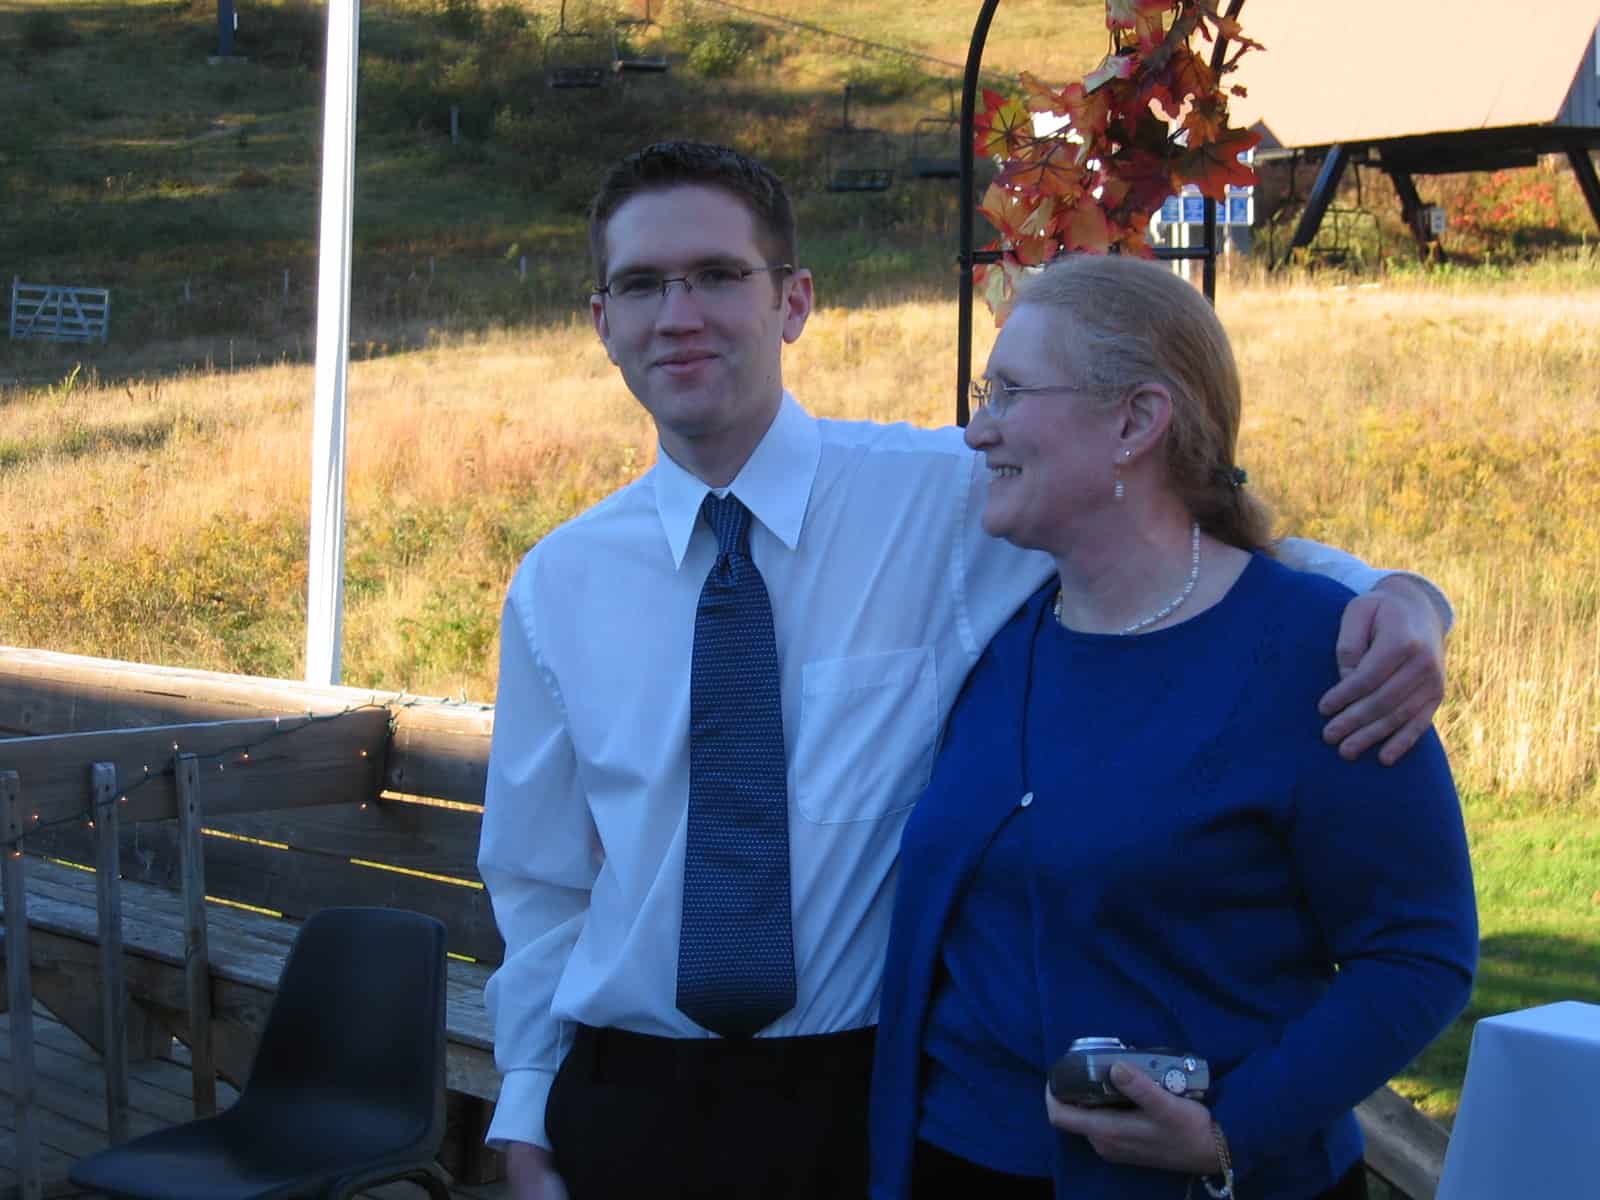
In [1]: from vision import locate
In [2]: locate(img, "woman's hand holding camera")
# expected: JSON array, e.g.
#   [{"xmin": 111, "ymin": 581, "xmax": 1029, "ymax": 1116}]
[{"xmin": 1045, "ymin": 1062, "xmax": 1221, "ymax": 1175}]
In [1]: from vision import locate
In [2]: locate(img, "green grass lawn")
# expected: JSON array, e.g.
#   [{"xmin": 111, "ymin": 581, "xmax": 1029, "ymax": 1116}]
[{"xmin": 1395, "ymin": 800, "xmax": 1600, "ymax": 1125}]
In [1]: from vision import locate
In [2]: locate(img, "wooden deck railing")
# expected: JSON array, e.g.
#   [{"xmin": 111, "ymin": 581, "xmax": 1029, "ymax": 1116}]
[{"xmin": 0, "ymin": 646, "xmax": 1451, "ymax": 1199}]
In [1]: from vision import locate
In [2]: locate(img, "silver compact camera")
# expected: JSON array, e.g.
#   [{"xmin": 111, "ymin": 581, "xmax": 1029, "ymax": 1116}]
[{"xmin": 1048, "ymin": 1037, "xmax": 1210, "ymax": 1108}]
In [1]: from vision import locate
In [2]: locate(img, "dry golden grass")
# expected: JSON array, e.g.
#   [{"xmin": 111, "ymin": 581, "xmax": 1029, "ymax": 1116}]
[{"xmin": 3, "ymin": 270, "xmax": 1597, "ymax": 806}]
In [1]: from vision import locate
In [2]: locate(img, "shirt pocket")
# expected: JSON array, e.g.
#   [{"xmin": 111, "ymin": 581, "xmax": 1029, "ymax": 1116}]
[{"xmin": 794, "ymin": 647, "xmax": 938, "ymax": 824}]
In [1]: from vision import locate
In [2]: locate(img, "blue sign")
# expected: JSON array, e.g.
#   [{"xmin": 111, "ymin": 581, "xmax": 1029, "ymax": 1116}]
[
  {"xmin": 1227, "ymin": 195, "xmax": 1251, "ymax": 226},
  {"xmin": 1181, "ymin": 195, "xmax": 1206, "ymax": 223},
  {"xmin": 1160, "ymin": 197, "xmax": 1180, "ymax": 224}
]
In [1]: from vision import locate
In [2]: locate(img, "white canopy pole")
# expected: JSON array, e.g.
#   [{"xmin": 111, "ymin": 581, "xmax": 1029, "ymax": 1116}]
[{"xmin": 305, "ymin": 0, "xmax": 360, "ymax": 685}]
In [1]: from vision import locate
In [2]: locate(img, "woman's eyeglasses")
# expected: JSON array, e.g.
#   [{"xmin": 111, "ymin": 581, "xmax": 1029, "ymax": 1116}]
[{"xmin": 969, "ymin": 378, "xmax": 1098, "ymax": 419}]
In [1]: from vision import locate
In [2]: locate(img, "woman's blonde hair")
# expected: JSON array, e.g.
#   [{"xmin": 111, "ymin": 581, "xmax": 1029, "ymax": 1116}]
[{"xmin": 1013, "ymin": 254, "xmax": 1273, "ymax": 552}]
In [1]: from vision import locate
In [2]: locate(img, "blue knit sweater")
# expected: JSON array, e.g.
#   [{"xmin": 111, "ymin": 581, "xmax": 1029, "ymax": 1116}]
[{"xmin": 869, "ymin": 554, "xmax": 1477, "ymax": 1199}]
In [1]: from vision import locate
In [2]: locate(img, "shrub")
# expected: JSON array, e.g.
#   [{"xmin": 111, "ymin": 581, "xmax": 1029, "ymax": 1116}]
[{"xmin": 686, "ymin": 25, "xmax": 754, "ymax": 78}]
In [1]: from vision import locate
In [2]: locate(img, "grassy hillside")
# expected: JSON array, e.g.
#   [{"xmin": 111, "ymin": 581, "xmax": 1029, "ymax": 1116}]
[{"xmin": 0, "ymin": 0, "xmax": 1109, "ymax": 379}]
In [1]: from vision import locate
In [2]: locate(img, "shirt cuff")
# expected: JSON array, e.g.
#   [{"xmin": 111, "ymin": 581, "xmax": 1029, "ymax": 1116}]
[
  {"xmin": 1373, "ymin": 570, "xmax": 1455, "ymax": 635},
  {"xmin": 485, "ymin": 1066, "xmax": 558, "ymax": 1151}
]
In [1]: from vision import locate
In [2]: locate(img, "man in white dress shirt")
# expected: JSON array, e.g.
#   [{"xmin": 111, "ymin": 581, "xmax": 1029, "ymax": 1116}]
[{"xmin": 478, "ymin": 141, "xmax": 1450, "ymax": 1200}]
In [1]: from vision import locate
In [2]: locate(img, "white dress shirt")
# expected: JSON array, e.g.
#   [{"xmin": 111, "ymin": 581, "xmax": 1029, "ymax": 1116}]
[{"xmin": 478, "ymin": 393, "xmax": 1437, "ymax": 1148}]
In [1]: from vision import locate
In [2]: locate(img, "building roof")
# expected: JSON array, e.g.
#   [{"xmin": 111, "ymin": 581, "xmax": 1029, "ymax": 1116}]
[{"xmin": 1227, "ymin": 1, "xmax": 1600, "ymax": 150}]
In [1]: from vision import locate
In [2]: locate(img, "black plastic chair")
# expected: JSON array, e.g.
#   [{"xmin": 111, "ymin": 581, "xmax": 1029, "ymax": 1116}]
[{"xmin": 70, "ymin": 907, "xmax": 451, "ymax": 1200}]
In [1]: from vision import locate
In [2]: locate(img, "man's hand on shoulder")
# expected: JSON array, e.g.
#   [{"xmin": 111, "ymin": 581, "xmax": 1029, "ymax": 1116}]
[
  {"xmin": 506, "ymin": 1141, "xmax": 570, "ymax": 1200},
  {"xmin": 1319, "ymin": 574, "xmax": 1448, "ymax": 766}
]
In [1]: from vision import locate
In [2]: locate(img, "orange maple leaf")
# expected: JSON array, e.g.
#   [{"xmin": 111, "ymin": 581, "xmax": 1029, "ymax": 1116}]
[
  {"xmin": 998, "ymin": 141, "xmax": 1089, "ymax": 200},
  {"xmin": 1181, "ymin": 98, "xmax": 1229, "ymax": 147},
  {"xmin": 1172, "ymin": 126, "xmax": 1261, "ymax": 202},
  {"xmin": 978, "ymin": 180, "xmax": 1035, "ymax": 243},
  {"xmin": 1165, "ymin": 45, "xmax": 1216, "ymax": 109},
  {"xmin": 1097, "ymin": 174, "xmax": 1133, "ymax": 210},
  {"xmin": 1009, "ymin": 232, "xmax": 1058, "ymax": 267},
  {"xmin": 974, "ymin": 257, "xmax": 1023, "ymax": 328},
  {"xmin": 1056, "ymin": 200, "xmax": 1112, "ymax": 255},
  {"xmin": 974, "ymin": 90, "xmax": 1033, "ymax": 160},
  {"xmin": 1020, "ymin": 71, "xmax": 1071, "ymax": 117},
  {"xmin": 1110, "ymin": 223, "xmax": 1156, "ymax": 258},
  {"xmin": 1059, "ymin": 81, "xmax": 1113, "ymax": 141}
]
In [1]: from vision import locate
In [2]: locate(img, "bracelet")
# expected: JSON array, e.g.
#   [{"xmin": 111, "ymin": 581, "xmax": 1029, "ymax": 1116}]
[{"xmin": 1201, "ymin": 1119, "xmax": 1235, "ymax": 1199}]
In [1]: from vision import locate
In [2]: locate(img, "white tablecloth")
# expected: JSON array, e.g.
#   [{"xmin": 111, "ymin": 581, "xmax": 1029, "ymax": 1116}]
[{"xmin": 1436, "ymin": 1000, "xmax": 1600, "ymax": 1200}]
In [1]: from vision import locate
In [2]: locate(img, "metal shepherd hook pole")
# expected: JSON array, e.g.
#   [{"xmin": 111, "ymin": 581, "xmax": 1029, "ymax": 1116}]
[
  {"xmin": 306, "ymin": 0, "xmax": 360, "ymax": 685},
  {"xmin": 956, "ymin": 0, "xmax": 1246, "ymax": 425}
]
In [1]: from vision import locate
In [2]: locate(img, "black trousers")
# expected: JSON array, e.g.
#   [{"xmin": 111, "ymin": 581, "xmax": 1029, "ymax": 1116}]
[
  {"xmin": 546, "ymin": 1024, "xmax": 876, "ymax": 1200},
  {"xmin": 910, "ymin": 1138, "xmax": 1372, "ymax": 1200}
]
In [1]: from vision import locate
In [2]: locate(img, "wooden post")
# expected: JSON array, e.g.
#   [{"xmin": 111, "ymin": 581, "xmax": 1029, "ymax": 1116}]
[
  {"xmin": 175, "ymin": 753, "xmax": 218, "ymax": 1116},
  {"xmin": 1, "ymin": 770, "xmax": 42, "ymax": 1200},
  {"xmin": 91, "ymin": 761, "xmax": 130, "ymax": 1146}
]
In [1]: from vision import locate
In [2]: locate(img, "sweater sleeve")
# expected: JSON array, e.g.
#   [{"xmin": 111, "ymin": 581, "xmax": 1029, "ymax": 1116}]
[{"xmin": 1209, "ymin": 726, "xmax": 1478, "ymax": 1179}]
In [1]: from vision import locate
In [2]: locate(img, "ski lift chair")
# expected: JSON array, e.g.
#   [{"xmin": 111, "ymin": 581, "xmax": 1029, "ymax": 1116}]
[
  {"xmin": 611, "ymin": 0, "xmax": 667, "ymax": 72},
  {"xmin": 546, "ymin": 0, "xmax": 607, "ymax": 89},
  {"xmin": 825, "ymin": 85, "xmax": 895, "ymax": 194},
  {"xmin": 69, "ymin": 907, "xmax": 450, "ymax": 1200},
  {"xmin": 612, "ymin": 29, "xmax": 668, "ymax": 73},
  {"xmin": 909, "ymin": 83, "xmax": 961, "ymax": 180}
]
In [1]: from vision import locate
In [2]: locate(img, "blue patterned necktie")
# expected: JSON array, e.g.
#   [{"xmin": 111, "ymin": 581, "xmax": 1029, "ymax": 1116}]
[{"xmin": 676, "ymin": 493, "xmax": 796, "ymax": 1038}]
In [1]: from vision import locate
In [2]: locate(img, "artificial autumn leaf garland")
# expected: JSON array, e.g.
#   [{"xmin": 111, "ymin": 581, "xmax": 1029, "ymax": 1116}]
[{"xmin": 974, "ymin": 0, "xmax": 1263, "ymax": 320}]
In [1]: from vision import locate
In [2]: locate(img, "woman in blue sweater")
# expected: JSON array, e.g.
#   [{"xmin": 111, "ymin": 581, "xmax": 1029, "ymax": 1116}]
[{"xmin": 869, "ymin": 255, "xmax": 1477, "ymax": 1200}]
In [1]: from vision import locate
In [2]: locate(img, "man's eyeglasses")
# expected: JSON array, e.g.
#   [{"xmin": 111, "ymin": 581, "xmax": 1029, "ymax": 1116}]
[
  {"xmin": 969, "ymin": 377, "xmax": 1097, "ymax": 419},
  {"xmin": 594, "ymin": 264, "xmax": 792, "ymax": 309}
]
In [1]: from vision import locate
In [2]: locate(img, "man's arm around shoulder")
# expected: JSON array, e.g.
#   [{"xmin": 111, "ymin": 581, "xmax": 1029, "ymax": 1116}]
[{"xmin": 1275, "ymin": 538, "xmax": 1450, "ymax": 765}]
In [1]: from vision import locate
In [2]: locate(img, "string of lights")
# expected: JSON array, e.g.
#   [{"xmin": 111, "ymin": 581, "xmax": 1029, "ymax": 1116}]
[{"xmin": 3, "ymin": 700, "xmax": 419, "ymax": 849}]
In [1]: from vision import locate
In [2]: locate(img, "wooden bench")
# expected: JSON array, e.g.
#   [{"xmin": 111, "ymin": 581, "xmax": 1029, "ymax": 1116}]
[{"xmin": 0, "ymin": 651, "xmax": 501, "ymax": 1197}]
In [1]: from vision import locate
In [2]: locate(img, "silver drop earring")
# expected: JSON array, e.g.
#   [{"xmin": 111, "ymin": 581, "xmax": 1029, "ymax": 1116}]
[{"xmin": 1114, "ymin": 448, "xmax": 1131, "ymax": 501}]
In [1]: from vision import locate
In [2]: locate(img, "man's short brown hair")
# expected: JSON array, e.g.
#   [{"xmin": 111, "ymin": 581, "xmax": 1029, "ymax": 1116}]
[{"xmin": 588, "ymin": 141, "xmax": 799, "ymax": 285}]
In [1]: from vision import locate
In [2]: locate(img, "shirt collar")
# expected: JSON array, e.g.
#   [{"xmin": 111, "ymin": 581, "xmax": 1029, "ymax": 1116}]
[{"xmin": 654, "ymin": 392, "xmax": 821, "ymax": 569}]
